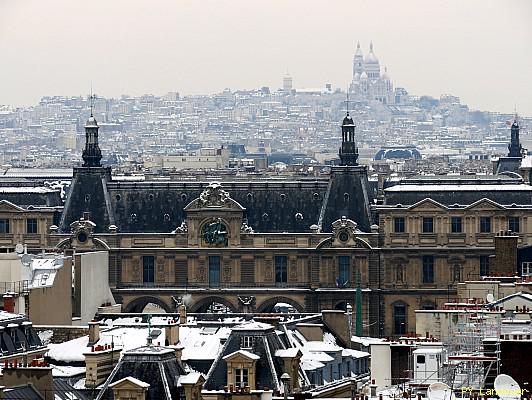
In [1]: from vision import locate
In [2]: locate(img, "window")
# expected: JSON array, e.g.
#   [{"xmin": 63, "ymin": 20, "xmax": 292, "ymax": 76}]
[
  {"xmin": 393, "ymin": 304, "xmax": 407, "ymax": 335},
  {"xmin": 26, "ymin": 218, "xmax": 38, "ymax": 234},
  {"xmin": 209, "ymin": 256, "xmax": 220, "ymax": 287},
  {"xmin": 508, "ymin": 217, "xmax": 520, "ymax": 233},
  {"xmin": 422, "ymin": 217, "xmax": 433, "ymax": 233},
  {"xmin": 422, "ymin": 255, "xmax": 434, "ymax": 283},
  {"xmin": 417, "ymin": 355, "xmax": 426, "ymax": 364},
  {"xmin": 479, "ymin": 217, "xmax": 491, "ymax": 233},
  {"xmin": 234, "ymin": 368, "xmax": 248, "ymax": 387},
  {"xmin": 142, "ymin": 256, "xmax": 155, "ymax": 283},
  {"xmin": 480, "ymin": 255, "xmax": 490, "ymax": 277},
  {"xmin": 337, "ymin": 256, "xmax": 350, "ymax": 287},
  {"xmin": 0, "ymin": 219, "xmax": 10, "ymax": 234},
  {"xmin": 275, "ymin": 255, "xmax": 287, "ymax": 284},
  {"xmin": 451, "ymin": 217, "xmax": 462, "ymax": 233},
  {"xmin": 241, "ymin": 336, "xmax": 254, "ymax": 349},
  {"xmin": 394, "ymin": 217, "xmax": 405, "ymax": 233}
]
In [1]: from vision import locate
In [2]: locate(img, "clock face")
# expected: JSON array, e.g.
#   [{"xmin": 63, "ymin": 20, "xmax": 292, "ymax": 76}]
[
  {"xmin": 338, "ymin": 230, "xmax": 349, "ymax": 243},
  {"xmin": 77, "ymin": 231, "xmax": 88, "ymax": 243}
]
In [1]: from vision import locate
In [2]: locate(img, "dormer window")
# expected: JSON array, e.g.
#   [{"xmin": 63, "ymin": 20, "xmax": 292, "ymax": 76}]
[{"xmin": 241, "ymin": 336, "xmax": 253, "ymax": 349}]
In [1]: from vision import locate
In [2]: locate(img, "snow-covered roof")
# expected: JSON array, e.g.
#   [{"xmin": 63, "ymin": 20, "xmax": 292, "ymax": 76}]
[
  {"xmin": 300, "ymin": 358, "xmax": 325, "ymax": 371},
  {"xmin": 222, "ymin": 349, "xmax": 260, "ymax": 360},
  {"xmin": 301, "ymin": 351, "xmax": 333, "ymax": 363},
  {"xmin": 180, "ymin": 325, "xmax": 231, "ymax": 361},
  {"xmin": 385, "ymin": 184, "xmax": 532, "ymax": 192},
  {"xmin": 341, "ymin": 349, "xmax": 370, "ymax": 358},
  {"xmin": 232, "ymin": 321, "xmax": 274, "ymax": 331},
  {"xmin": 275, "ymin": 348, "xmax": 301, "ymax": 358},
  {"xmin": 303, "ymin": 341, "xmax": 342, "ymax": 353},
  {"xmin": 178, "ymin": 372, "xmax": 203, "ymax": 385},
  {"xmin": 109, "ymin": 376, "xmax": 150, "ymax": 388}
]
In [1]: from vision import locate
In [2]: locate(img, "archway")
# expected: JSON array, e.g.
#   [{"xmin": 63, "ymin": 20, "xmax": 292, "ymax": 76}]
[
  {"xmin": 124, "ymin": 296, "xmax": 172, "ymax": 313},
  {"xmin": 335, "ymin": 301, "xmax": 348, "ymax": 312},
  {"xmin": 256, "ymin": 296, "xmax": 305, "ymax": 313},
  {"xmin": 189, "ymin": 296, "xmax": 237, "ymax": 313}
]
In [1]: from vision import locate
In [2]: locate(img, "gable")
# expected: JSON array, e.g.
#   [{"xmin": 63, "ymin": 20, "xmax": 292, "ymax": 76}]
[
  {"xmin": 464, "ymin": 198, "xmax": 505, "ymax": 211},
  {"xmin": 407, "ymin": 198, "xmax": 448, "ymax": 212},
  {"xmin": 0, "ymin": 200, "xmax": 25, "ymax": 213}
]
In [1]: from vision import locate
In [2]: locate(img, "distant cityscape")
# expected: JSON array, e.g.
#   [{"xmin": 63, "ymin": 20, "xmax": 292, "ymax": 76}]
[{"xmin": 0, "ymin": 42, "xmax": 528, "ymax": 177}]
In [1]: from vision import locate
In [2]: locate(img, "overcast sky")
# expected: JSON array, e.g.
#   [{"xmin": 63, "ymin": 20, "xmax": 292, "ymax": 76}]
[{"xmin": 1, "ymin": 0, "xmax": 531, "ymax": 113}]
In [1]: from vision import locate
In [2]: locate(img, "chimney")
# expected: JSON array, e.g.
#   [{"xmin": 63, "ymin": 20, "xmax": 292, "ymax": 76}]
[
  {"xmin": 165, "ymin": 320, "xmax": 179, "ymax": 346},
  {"xmin": 83, "ymin": 212, "xmax": 90, "ymax": 221},
  {"xmin": 84, "ymin": 345, "xmax": 122, "ymax": 388},
  {"xmin": 2, "ymin": 295, "xmax": 14, "ymax": 313},
  {"xmin": 88, "ymin": 321, "xmax": 100, "ymax": 346},
  {"xmin": 492, "ymin": 232, "xmax": 518, "ymax": 276},
  {"xmin": 2, "ymin": 365, "xmax": 54, "ymax": 400},
  {"xmin": 178, "ymin": 305, "xmax": 187, "ymax": 325}
]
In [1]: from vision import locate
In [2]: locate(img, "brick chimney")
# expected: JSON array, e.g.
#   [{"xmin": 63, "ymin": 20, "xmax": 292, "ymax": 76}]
[
  {"xmin": 84, "ymin": 344, "xmax": 122, "ymax": 387},
  {"xmin": 88, "ymin": 321, "xmax": 100, "ymax": 346},
  {"xmin": 165, "ymin": 320, "xmax": 179, "ymax": 346},
  {"xmin": 2, "ymin": 365, "xmax": 54, "ymax": 400},
  {"xmin": 2, "ymin": 295, "xmax": 14, "ymax": 313},
  {"xmin": 178, "ymin": 304, "xmax": 187, "ymax": 325},
  {"xmin": 492, "ymin": 231, "xmax": 518, "ymax": 276}
]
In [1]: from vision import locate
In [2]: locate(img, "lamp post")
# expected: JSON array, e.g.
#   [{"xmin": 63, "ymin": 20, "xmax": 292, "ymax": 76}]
[{"xmin": 281, "ymin": 373, "xmax": 291, "ymax": 400}]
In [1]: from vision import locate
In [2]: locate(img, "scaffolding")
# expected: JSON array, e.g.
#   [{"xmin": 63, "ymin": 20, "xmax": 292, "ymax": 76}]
[{"xmin": 443, "ymin": 309, "xmax": 501, "ymax": 389}]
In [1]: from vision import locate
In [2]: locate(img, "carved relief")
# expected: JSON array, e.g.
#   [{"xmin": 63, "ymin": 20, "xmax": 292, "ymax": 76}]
[
  {"xmin": 196, "ymin": 258, "xmax": 206, "ymax": 283},
  {"xmin": 132, "ymin": 258, "xmax": 141, "ymax": 282},
  {"xmin": 223, "ymin": 259, "xmax": 231, "ymax": 282},
  {"xmin": 264, "ymin": 258, "xmax": 273, "ymax": 281},
  {"xmin": 199, "ymin": 182, "xmax": 230, "ymax": 207},
  {"xmin": 289, "ymin": 258, "xmax": 298, "ymax": 280}
]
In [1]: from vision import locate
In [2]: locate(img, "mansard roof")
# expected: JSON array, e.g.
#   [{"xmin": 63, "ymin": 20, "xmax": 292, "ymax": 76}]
[{"xmin": 60, "ymin": 166, "xmax": 374, "ymax": 234}]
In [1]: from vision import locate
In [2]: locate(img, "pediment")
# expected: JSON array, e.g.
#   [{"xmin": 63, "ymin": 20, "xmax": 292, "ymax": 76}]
[
  {"xmin": 408, "ymin": 198, "xmax": 447, "ymax": 211},
  {"xmin": 464, "ymin": 198, "xmax": 505, "ymax": 211},
  {"xmin": 0, "ymin": 200, "xmax": 25, "ymax": 213},
  {"xmin": 109, "ymin": 376, "xmax": 150, "ymax": 390},
  {"xmin": 222, "ymin": 349, "xmax": 260, "ymax": 362}
]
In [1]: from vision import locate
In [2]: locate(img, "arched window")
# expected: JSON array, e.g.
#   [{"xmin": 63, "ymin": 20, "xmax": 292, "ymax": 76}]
[{"xmin": 393, "ymin": 302, "xmax": 407, "ymax": 335}]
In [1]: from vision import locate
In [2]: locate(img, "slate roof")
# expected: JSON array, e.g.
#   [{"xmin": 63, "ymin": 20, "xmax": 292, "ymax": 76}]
[
  {"xmin": 96, "ymin": 345, "xmax": 186, "ymax": 400},
  {"xmin": 383, "ymin": 176, "xmax": 532, "ymax": 206},
  {"xmin": 60, "ymin": 166, "xmax": 375, "ymax": 234},
  {"xmin": 204, "ymin": 322, "xmax": 286, "ymax": 391},
  {"xmin": 2, "ymin": 384, "xmax": 44, "ymax": 400}
]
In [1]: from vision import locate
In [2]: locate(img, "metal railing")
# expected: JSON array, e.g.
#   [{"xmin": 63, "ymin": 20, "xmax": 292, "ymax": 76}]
[{"xmin": 0, "ymin": 280, "xmax": 29, "ymax": 294}]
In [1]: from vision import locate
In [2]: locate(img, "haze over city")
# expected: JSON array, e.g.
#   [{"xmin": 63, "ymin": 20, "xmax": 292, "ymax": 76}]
[{"xmin": 1, "ymin": 0, "xmax": 531, "ymax": 112}]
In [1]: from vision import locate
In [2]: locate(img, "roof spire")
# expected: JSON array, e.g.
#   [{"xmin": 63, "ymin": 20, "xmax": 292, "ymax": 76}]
[
  {"xmin": 369, "ymin": 41, "xmax": 373, "ymax": 52},
  {"xmin": 346, "ymin": 89, "xmax": 350, "ymax": 116},
  {"xmin": 89, "ymin": 82, "xmax": 95, "ymax": 117}
]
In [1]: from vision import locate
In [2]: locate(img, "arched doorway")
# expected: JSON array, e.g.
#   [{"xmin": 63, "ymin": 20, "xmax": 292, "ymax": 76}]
[
  {"xmin": 124, "ymin": 296, "xmax": 172, "ymax": 313},
  {"xmin": 189, "ymin": 296, "xmax": 237, "ymax": 313},
  {"xmin": 256, "ymin": 297, "xmax": 304, "ymax": 313}
]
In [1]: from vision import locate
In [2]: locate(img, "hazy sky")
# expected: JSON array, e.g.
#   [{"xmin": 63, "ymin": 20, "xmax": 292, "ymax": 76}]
[{"xmin": 1, "ymin": 0, "xmax": 531, "ymax": 112}]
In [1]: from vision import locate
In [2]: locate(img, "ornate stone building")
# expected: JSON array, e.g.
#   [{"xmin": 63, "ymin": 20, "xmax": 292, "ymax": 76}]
[{"xmin": 1, "ymin": 111, "xmax": 531, "ymax": 338}]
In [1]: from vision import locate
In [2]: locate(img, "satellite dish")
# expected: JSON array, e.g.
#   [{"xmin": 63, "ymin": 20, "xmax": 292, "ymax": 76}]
[
  {"xmin": 14, "ymin": 244, "xmax": 24, "ymax": 254},
  {"xmin": 494, "ymin": 374, "xmax": 521, "ymax": 400},
  {"xmin": 487, "ymin": 293, "xmax": 495, "ymax": 303},
  {"xmin": 427, "ymin": 382, "xmax": 455, "ymax": 400}
]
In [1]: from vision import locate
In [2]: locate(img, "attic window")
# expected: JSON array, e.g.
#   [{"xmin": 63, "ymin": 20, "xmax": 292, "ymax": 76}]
[
  {"xmin": 84, "ymin": 194, "xmax": 91, "ymax": 202},
  {"xmin": 131, "ymin": 213, "xmax": 137, "ymax": 222},
  {"xmin": 295, "ymin": 213, "xmax": 303, "ymax": 220},
  {"xmin": 313, "ymin": 192, "xmax": 320, "ymax": 200},
  {"xmin": 247, "ymin": 193, "xmax": 253, "ymax": 200},
  {"xmin": 181, "ymin": 193, "xmax": 188, "ymax": 202},
  {"xmin": 280, "ymin": 193, "xmax": 286, "ymax": 201},
  {"xmin": 262, "ymin": 213, "xmax": 269, "ymax": 221},
  {"xmin": 343, "ymin": 193, "xmax": 350, "ymax": 202},
  {"xmin": 115, "ymin": 194, "xmax": 121, "ymax": 201},
  {"xmin": 148, "ymin": 193, "xmax": 154, "ymax": 201},
  {"xmin": 241, "ymin": 336, "xmax": 254, "ymax": 349},
  {"xmin": 164, "ymin": 213, "xmax": 170, "ymax": 221}
]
